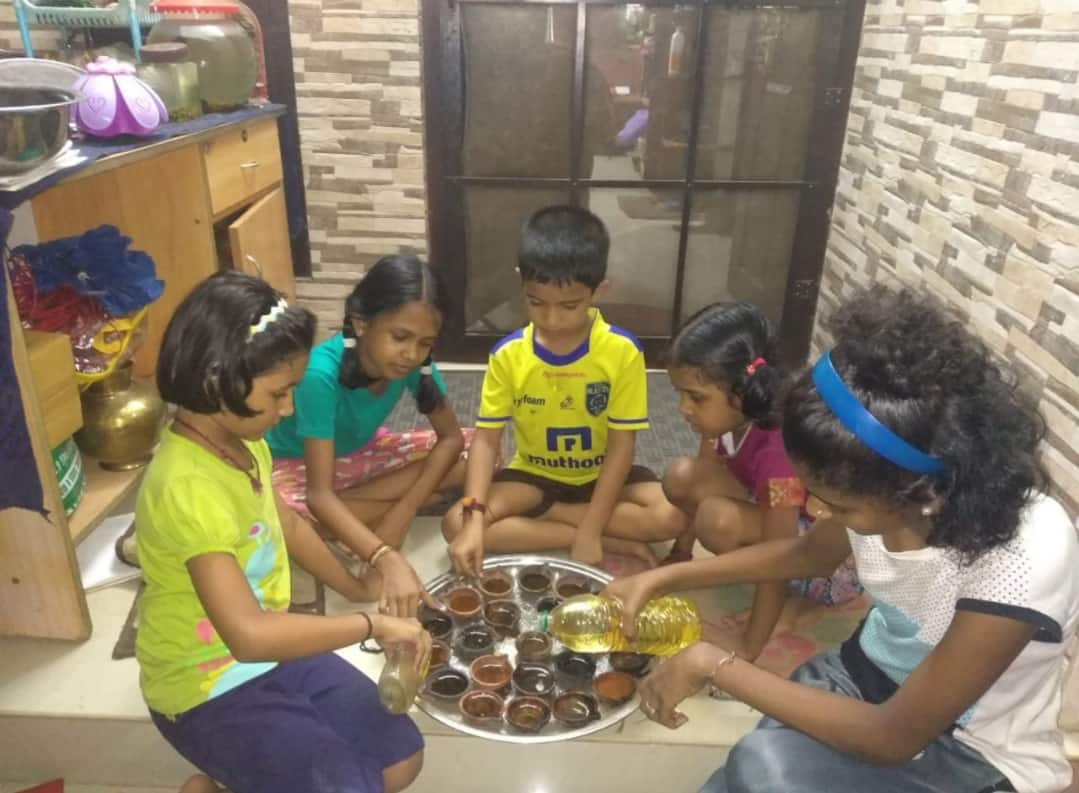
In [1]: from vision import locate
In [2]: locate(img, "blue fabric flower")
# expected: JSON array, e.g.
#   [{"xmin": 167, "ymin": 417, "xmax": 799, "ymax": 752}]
[{"xmin": 14, "ymin": 225, "xmax": 164, "ymax": 316}]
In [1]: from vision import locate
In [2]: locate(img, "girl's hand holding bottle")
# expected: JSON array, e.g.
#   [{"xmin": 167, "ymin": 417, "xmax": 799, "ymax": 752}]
[
  {"xmin": 602, "ymin": 571, "xmax": 663, "ymax": 639},
  {"xmin": 638, "ymin": 642, "xmax": 732, "ymax": 730},
  {"xmin": 370, "ymin": 613, "xmax": 432, "ymax": 676}
]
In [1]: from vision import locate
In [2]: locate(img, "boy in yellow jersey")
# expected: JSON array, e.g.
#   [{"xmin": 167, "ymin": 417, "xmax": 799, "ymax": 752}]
[{"xmin": 443, "ymin": 206, "xmax": 685, "ymax": 574}]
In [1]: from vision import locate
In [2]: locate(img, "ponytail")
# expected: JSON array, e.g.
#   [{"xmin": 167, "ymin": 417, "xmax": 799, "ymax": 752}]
[
  {"xmin": 415, "ymin": 354, "xmax": 445, "ymax": 414},
  {"xmin": 668, "ymin": 302, "xmax": 782, "ymax": 428}
]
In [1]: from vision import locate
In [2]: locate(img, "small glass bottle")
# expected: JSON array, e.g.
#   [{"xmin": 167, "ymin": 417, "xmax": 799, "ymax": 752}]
[
  {"xmin": 668, "ymin": 25, "xmax": 686, "ymax": 76},
  {"xmin": 378, "ymin": 644, "xmax": 424, "ymax": 714},
  {"xmin": 136, "ymin": 42, "xmax": 202, "ymax": 122}
]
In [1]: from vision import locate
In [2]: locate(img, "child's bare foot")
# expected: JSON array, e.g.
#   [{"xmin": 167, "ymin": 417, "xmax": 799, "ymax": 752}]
[
  {"xmin": 602, "ymin": 537, "xmax": 659, "ymax": 568},
  {"xmin": 662, "ymin": 531, "xmax": 696, "ymax": 565},
  {"xmin": 179, "ymin": 773, "xmax": 222, "ymax": 793}
]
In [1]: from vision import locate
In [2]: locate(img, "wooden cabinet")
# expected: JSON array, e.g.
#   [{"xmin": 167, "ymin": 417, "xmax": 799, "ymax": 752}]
[
  {"xmin": 229, "ymin": 187, "xmax": 295, "ymax": 301},
  {"xmin": 0, "ymin": 111, "xmax": 294, "ymax": 640}
]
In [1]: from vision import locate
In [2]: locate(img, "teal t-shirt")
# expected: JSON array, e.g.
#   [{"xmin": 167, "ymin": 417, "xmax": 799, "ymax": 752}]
[{"xmin": 266, "ymin": 333, "xmax": 446, "ymax": 459}]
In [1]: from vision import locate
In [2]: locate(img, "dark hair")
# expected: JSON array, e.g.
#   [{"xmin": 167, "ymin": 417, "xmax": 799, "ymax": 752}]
[
  {"xmin": 518, "ymin": 205, "xmax": 610, "ymax": 289},
  {"xmin": 157, "ymin": 271, "xmax": 315, "ymax": 417},
  {"xmin": 783, "ymin": 286, "xmax": 1047, "ymax": 560},
  {"xmin": 668, "ymin": 302, "xmax": 782, "ymax": 428},
  {"xmin": 339, "ymin": 254, "xmax": 449, "ymax": 414}
]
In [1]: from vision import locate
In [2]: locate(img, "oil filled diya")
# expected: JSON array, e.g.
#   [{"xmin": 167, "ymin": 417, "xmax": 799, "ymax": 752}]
[
  {"xmin": 506, "ymin": 696, "xmax": 551, "ymax": 733},
  {"xmin": 469, "ymin": 654, "xmax": 513, "ymax": 694},
  {"xmin": 444, "ymin": 584, "xmax": 483, "ymax": 625}
]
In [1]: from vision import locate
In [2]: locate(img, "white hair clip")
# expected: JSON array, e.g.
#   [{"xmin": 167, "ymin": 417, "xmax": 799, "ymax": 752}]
[
  {"xmin": 342, "ymin": 337, "xmax": 357, "ymax": 349},
  {"xmin": 249, "ymin": 297, "xmax": 290, "ymax": 339}
]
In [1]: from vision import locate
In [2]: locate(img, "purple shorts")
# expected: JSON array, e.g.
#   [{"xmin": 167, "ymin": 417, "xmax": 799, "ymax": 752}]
[{"xmin": 150, "ymin": 653, "xmax": 424, "ymax": 793}]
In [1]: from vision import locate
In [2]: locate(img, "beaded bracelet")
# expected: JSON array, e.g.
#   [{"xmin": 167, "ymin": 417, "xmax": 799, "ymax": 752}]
[{"xmin": 461, "ymin": 496, "xmax": 488, "ymax": 516}]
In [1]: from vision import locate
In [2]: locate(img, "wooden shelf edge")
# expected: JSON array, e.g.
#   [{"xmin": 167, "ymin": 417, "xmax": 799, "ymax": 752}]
[{"xmin": 68, "ymin": 459, "xmax": 144, "ymax": 545}]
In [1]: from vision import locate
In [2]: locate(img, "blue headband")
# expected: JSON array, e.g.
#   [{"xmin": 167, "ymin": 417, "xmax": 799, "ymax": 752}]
[{"xmin": 812, "ymin": 352, "xmax": 946, "ymax": 476}]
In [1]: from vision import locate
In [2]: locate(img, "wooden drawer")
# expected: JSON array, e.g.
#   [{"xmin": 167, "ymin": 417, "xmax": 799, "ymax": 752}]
[{"xmin": 203, "ymin": 119, "xmax": 283, "ymax": 218}]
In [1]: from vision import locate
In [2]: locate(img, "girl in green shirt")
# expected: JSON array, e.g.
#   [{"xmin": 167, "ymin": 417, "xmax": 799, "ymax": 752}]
[{"xmin": 266, "ymin": 255, "xmax": 468, "ymax": 618}]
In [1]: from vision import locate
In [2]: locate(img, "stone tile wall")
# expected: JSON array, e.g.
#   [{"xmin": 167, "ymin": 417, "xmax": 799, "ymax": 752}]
[
  {"xmin": 288, "ymin": 0, "xmax": 428, "ymax": 338},
  {"xmin": 815, "ymin": 0, "xmax": 1079, "ymax": 515}
]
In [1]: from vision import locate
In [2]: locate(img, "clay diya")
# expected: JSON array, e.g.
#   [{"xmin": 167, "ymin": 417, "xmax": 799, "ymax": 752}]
[
  {"xmin": 511, "ymin": 662, "xmax": 556, "ymax": 700},
  {"xmin": 469, "ymin": 654, "xmax": 513, "ymax": 693},
  {"xmin": 552, "ymin": 691, "xmax": 600, "ymax": 728},
  {"xmin": 483, "ymin": 599, "xmax": 521, "ymax": 637},
  {"xmin": 454, "ymin": 623, "xmax": 497, "ymax": 662},
  {"xmin": 444, "ymin": 584, "xmax": 484, "ymax": 625},
  {"xmin": 552, "ymin": 650, "xmax": 597, "ymax": 691},
  {"xmin": 515, "ymin": 630, "xmax": 553, "ymax": 663},
  {"xmin": 418, "ymin": 607, "xmax": 453, "ymax": 642},
  {"xmin": 505, "ymin": 695, "xmax": 551, "ymax": 733},
  {"xmin": 478, "ymin": 569, "xmax": 514, "ymax": 599},
  {"xmin": 429, "ymin": 640, "xmax": 451, "ymax": 670},
  {"xmin": 594, "ymin": 670, "xmax": 637, "ymax": 706},
  {"xmin": 423, "ymin": 668, "xmax": 469, "ymax": 703},
  {"xmin": 458, "ymin": 689, "xmax": 505, "ymax": 728},
  {"xmin": 534, "ymin": 594, "xmax": 562, "ymax": 614},
  {"xmin": 517, "ymin": 565, "xmax": 552, "ymax": 600},
  {"xmin": 554, "ymin": 572, "xmax": 591, "ymax": 599},
  {"xmin": 609, "ymin": 652, "xmax": 652, "ymax": 677}
]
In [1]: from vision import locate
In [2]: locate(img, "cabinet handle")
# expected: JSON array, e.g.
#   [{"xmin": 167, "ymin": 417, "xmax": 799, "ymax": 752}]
[
  {"xmin": 246, "ymin": 255, "xmax": 264, "ymax": 277},
  {"xmin": 240, "ymin": 161, "xmax": 260, "ymax": 170}
]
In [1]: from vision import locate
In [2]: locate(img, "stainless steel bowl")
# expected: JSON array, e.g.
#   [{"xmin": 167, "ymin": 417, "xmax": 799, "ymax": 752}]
[{"xmin": 0, "ymin": 86, "xmax": 77, "ymax": 175}]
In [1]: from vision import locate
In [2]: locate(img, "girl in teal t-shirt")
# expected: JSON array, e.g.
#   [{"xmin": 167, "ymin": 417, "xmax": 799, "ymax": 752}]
[{"xmin": 266, "ymin": 254, "xmax": 469, "ymax": 618}]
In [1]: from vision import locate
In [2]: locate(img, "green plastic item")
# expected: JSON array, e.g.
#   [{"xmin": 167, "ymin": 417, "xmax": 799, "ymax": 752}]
[{"xmin": 51, "ymin": 436, "xmax": 86, "ymax": 517}]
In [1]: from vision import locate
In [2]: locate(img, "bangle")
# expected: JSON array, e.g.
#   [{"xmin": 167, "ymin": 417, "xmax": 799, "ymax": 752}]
[
  {"xmin": 707, "ymin": 649, "xmax": 738, "ymax": 699},
  {"xmin": 368, "ymin": 543, "xmax": 393, "ymax": 567},
  {"xmin": 461, "ymin": 496, "xmax": 488, "ymax": 516},
  {"xmin": 358, "ymin": 611, "xmax": 379, "ymax": 653}
]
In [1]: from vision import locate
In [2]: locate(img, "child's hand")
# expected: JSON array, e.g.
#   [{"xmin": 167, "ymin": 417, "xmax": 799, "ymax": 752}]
[
  {"xmin": 448, "ymin": 524, "xmax": 484, "ymax": 579},
  {"xmin": 374, "ymin": 549, "xmax": 439, "ymax": 618},
  {"xmin": 637, "ymin": 642, "xmax": 715, "ymax": 729},
  {"xmin": 371, "ymin": 615, "xmax": 432, "ymax": 675},
  {"xmin": 603, "ymin": 571, "xmax": 660, "ymax": 639},
  {"xmin": 571, "ymin": 533, "xmax": 604, "ymax": 568}
]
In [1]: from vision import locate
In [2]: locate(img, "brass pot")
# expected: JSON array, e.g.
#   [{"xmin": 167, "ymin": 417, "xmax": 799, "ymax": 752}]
[{"xmin": 74, "ymin": 363, "xmax": 166, "ymax": 471}]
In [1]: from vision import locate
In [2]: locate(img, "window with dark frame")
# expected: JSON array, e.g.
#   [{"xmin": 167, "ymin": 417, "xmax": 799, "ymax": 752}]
[{"xmin": 422, "ymin": 0, "xmax": 865, "ymax": 366}]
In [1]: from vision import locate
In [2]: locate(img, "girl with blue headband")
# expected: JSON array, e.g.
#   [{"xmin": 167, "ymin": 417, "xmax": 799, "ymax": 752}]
[{"xmin": 618, "ymin": 287, "xmax": 1078, "ymax": 793}]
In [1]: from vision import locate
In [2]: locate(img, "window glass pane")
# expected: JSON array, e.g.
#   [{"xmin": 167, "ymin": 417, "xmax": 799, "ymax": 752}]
[
  {"xmin": 586, "ymin": 187, "xmax": 682, "ymax": 338},
  {"xmin": 584, "ymin": 5, "xmax": 699, "ymax": 181},
  {"xmin": 695, "ymin": 7, "xmax": 825, "ymax": 180},
  {"xmin": 682, "ymin": 189, "xmax": 801, "ymax": 326},
  {"xmin": 464, "ymin": 186, "xmax": 570, "ymax": 333},
  {"xmin": 461, "ymin": 5, "xmax": 577, "ymax": 178}
]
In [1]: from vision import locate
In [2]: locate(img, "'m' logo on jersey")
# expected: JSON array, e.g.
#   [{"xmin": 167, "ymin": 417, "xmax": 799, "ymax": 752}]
[
  {"xmin": 585, "ymin": 382, "xmax": 610, "ymax": 416},
  {"xmin": 546, "ymin": 426, "xmax": 593, "ymax": 452}
]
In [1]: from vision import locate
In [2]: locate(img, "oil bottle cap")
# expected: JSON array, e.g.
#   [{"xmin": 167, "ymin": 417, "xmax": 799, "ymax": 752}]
[{"xmin": 540, "ymin": 612, "xmax": 549, "ymax": 632}]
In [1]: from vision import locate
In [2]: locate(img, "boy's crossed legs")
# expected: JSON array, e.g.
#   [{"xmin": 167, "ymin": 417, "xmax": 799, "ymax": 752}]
[{"xmin": 442, "ymin": 468, "xmax": 686, "ymax": 567}]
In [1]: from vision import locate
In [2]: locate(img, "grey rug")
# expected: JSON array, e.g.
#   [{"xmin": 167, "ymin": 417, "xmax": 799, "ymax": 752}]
[{"xmin": 385, "ymin": 371, "xmax": 697, "ymax": 475}]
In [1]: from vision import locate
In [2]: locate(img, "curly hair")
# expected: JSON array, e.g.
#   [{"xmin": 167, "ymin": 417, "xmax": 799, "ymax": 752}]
[
  {"xmin": 668, "ymin": 302, "xmax": 783, "ymax": 428},
  {"xmin": 782, "ymin": 286, "xmax": 1047, "ymax": 560}
]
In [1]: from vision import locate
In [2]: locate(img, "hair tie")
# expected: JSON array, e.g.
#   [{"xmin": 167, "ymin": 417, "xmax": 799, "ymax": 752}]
[
  {"xmin": 745, "ymin": 357, "xmax": 767, "ymax": 376},
  {"xmin": 812, "ymin": 351, "xmax": 946, "ymax": 476},
  {"xmin": 248, "ymin": 297, "xmax": 289, "ymax": 340}
]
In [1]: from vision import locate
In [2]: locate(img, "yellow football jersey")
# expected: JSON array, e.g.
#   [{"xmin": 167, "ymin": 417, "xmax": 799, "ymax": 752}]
[{"xmin": 476, "ymin": 309, "xmax": 649, "ymax": 486}]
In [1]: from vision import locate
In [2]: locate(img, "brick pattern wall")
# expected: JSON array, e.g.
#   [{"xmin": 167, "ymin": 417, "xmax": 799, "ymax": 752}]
[
  {"xmin": 816, "ymin": 0, "xmax": 1079, "ymax": 515},
  {"xmin": 288, "ymin": 0, "xmax": 427, "ymax": 337}
]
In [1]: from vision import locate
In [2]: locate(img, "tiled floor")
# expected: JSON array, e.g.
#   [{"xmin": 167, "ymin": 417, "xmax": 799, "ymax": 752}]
[{"xmin": 0, "ymin": 516, "xmax": 756, "ymax": 792}]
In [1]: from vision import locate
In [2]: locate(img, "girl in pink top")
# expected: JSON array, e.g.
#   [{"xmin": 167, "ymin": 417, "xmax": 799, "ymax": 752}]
[{"xmin": 655, "ymin": 303, "xmax": 860, "ymax": 661}]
